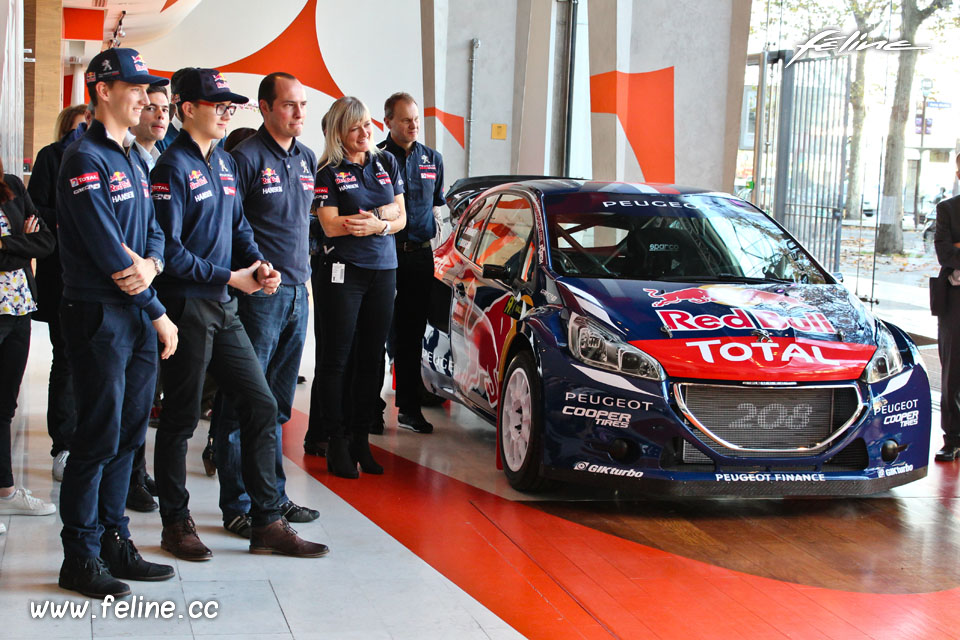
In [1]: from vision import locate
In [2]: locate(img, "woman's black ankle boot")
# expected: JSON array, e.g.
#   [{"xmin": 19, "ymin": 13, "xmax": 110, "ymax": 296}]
[
  {"xmin": 350, "ymin": 433, "xmax": 384, "ymax": 475},
  {"xmin": 326, "ymin": 436, "xmax": 359, "ymax": 479}
]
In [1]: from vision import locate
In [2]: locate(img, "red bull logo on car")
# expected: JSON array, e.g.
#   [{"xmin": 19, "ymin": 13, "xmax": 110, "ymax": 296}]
[
  {"xmin": 656, "ymin": 308, "xmax": 836, "ymax": 334},
  {"xmin": 644, "ymin": 285, "xmax": 812, "ymax": 310}
]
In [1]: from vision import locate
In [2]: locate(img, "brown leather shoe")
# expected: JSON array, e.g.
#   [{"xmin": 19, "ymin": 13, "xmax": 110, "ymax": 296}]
[
  {"xmin": 161, "ymin": 516, "xmax": 213, "ymax": 561},
  {"xmin": 250, "ymin": 518, "xmax": 329, "ymax": 558}
]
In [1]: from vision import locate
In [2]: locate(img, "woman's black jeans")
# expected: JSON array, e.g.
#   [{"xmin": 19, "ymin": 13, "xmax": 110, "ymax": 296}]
[
  {"xmin": 0, "ymin": 314, "xmax": 31, "ymax": 488},
  {"xmin": 311, "ymin": 261, "xmax": 395, "ymax": 441}
]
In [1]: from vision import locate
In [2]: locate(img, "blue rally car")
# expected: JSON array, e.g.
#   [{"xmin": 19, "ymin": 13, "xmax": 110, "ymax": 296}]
[{"xmin": 422, "ymin": 178, "xmax": 931, "ymax": 495}]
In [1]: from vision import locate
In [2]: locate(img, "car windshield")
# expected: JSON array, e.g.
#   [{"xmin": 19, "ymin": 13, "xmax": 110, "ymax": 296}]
[{"xmin": 543, "ymin": 192, "xmax": 828, "ymax": 284}]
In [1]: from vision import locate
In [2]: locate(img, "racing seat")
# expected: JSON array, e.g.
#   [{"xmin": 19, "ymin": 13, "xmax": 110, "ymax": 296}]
[{"xmin": 627, "ymin": 226, "xmax": 707, "ymax": 280}]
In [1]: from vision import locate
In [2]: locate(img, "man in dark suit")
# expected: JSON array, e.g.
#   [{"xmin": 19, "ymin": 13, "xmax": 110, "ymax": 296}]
[{"xmin": 933, "ymin": 153, "xmax": 960, "ymax": 461}]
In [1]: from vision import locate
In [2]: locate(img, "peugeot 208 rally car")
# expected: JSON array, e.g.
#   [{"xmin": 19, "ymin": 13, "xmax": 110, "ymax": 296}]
[{"xmin": 421, "ymin": 178, "xmax": 930, "ymax": 494}]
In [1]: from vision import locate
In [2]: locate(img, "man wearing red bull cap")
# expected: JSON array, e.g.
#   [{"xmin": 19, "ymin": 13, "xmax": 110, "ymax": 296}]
[
  {"xmin": 56, "ymin": 47, "xmax": 178, "ymax": 599},
  {"xmin": 150, "ymin": 68, "xmax": 328, "ymax": 560}
]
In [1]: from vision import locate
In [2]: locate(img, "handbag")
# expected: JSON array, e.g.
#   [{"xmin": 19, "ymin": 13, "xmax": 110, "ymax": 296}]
[{"xmin": 931, "ymin": 274, "xmax": 949, "ymax": 316}]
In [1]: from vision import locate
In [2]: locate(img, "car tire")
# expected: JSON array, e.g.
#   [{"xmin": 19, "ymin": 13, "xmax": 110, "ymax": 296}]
[{"xmin": 498, "ymin": 350, "xmax": 555, "ymax": 492}]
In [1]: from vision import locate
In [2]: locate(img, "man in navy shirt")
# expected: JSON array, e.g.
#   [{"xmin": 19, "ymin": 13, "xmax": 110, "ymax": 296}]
[
  {"xmin": 56, "ymin": 47, "xmax": 177, "ymax": 599},
  {"xmin": 212, "ymin": 72, "xmax": 319, "ymax": 538},
  {"xmin": 150, "ymin": 68, "xmax": 327, "ymax": 561},
  {"xmin": 378, "ymin": 92, "xmax": 445, "ymax": 434}
]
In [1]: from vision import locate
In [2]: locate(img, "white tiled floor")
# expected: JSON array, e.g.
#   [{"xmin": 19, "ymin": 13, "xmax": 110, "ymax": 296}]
[{"xmin": 0, "ymin": 322, "xmax": 524, "ymax": 639}]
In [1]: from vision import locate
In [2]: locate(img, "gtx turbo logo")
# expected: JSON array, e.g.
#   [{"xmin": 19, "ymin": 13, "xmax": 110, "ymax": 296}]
[
  {"xmin": 574, "ymin": 461, "xmax": 644, "ymax": 478},
  {"xmin": 877, "ymin": 463, "xmax": 914, "ymax": 478}
]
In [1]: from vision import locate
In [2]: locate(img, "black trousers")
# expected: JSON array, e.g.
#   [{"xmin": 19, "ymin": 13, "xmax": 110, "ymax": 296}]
[
  {"xmin": 0, "ymin": 314, "xmax": 31, "ymax": 488},
  {"xmin": 46, "ymin": 311, "xmax": 76, "ymax": 456},
  {"xmin": 393, "ymin": 247, "xmax": 434, "ymax": 412},
  {"xmin": 308, "ymin": 254, "xmax": 324, "ymax": 442},
  {"xmin": 154, "ymin": 297, "xmax": 281, "ymax": 527},
  {"xmin": 311, "ymin": 261, "xmax": 395, "ymax": 440},
  {"xmin": 940, "ymin": 288, "xmax": 960, "ymax": 446}
]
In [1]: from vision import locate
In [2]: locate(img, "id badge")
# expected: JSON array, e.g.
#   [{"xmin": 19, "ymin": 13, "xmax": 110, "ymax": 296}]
[{"xmin": 331, "ymin": 262, "xmax": 345, "ymax": 284}]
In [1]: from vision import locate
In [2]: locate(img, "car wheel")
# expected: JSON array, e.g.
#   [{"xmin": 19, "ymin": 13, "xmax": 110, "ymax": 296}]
[{"xmin": 499, "ymin": 351, "xmax": 554, "ymax": 492}]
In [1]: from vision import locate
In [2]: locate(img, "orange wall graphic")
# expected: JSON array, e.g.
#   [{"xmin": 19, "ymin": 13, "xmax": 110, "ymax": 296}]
[
  {"xmin": 590, "ymin": 68, "xmax": 675, "ymax": 183},
  {"xmin": 424, "ymin": 106, "xmax": 465, "ymax": 148}
]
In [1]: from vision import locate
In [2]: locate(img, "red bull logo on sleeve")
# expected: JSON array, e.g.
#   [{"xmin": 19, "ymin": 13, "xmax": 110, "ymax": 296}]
[{"xmin": 188, "ymin": 170, "xmax": 208, "ymax": 191}]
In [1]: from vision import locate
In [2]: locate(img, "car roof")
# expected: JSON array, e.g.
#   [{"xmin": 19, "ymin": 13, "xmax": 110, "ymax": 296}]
[{"xmin": 446, "ymin": 176, "xmax": 724, "ymax": 201}]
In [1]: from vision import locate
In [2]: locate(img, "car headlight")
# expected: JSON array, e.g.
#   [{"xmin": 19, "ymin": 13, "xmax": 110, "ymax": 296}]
[
  {"xmin": 567, "ymin": 312, "xmax": 665, "ymax": 381},
  {"xmin": 861, "ymin": 321, "xmax": 904, "ymax": 383}
]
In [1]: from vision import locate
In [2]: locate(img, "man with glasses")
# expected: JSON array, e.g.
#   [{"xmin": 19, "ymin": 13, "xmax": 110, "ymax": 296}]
[{"xmin": 150, "ymin": 68, "xmax": 328, "ymax": 560}]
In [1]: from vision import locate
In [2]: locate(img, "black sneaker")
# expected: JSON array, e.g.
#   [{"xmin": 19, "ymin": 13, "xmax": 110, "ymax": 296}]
[
  {"xmin": 126, "ymin": 483, "xmax": 158, "ymax": 512},
  {"xmin": 224, "ymin": 513, "xmax": 253, "ymax": 539},
  {"xmin": 100, "ymin": 528, "xmax": 175, "ymax": 581},
  {"xmin": 59, "ymin": 557, "xmax": 131, "ymax": 599},
  {"xmin": 398, "ymin": 410, "xmax": 434, "ymax": 434},
  {"xmin": 280, "ymin": 500, "xmax": 320, "ymax": 523}
]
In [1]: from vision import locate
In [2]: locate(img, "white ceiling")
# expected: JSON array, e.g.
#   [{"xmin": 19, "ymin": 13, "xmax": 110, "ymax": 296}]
[{"xmin": 61, "ymin": 0, "xmax": 201, "ymax": 57}]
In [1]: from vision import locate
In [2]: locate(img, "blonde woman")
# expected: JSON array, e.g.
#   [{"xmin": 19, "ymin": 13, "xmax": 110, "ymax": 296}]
[{"xmin": 307, "ymin": 96, "xmax": 405, "ymax": 478}]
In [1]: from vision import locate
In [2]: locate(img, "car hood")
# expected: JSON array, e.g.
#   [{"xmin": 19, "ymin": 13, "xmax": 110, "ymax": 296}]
[{"xmin": 556, "ymin": 277, "xmax": 878, "ymax": 382}]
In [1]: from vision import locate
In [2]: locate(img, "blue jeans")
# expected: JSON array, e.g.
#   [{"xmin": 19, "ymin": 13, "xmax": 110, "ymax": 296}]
[
  {"xmin": 60, "ymin": 301, "xmax": 156, "ymax": 559},
  {"xmin": 213, "ymin": 284, "xmax": 309, "ymax": 521}
]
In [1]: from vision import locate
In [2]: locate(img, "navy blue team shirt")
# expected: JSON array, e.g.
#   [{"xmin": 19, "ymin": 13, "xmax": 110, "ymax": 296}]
[
  {"xmin": 231, "ymin": 126, "xmax": 316, "ymax": 285},
  {"xmin": 313, "ymin": 150, "xmax": 404, "ymax": 270},
  {"xmin": 57, "ymin": 118, "xmax": 166, "ymax": 320},
  {"xmin": 150, "ymin": 129, "xmax": 263, "ymax": 302},
  {"xmin": 378, "ymin": 134, "xmax": 444, "ymax": 244}
]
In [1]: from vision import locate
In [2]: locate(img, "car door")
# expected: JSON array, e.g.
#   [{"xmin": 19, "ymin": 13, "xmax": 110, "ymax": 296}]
[{"xmin": 451, "ymin": 193, "xmax": 536, "ymax": 415}]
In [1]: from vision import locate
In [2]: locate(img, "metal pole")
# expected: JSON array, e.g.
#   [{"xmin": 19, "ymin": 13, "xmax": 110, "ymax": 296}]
[
  {"xmin": 466, "ymin": 38, "xmax": 481, "ymax": 177},
  {"xmin": 912, "ymin": 95, "xmax": 927, "ymax": 228},
  {"xmin": 562, "ymin": 0, "xmax": 579, "ymax": 176},
  {"xmin": 751, "ymin": 50, "xmax": 768, "ymax": 206},
  {"xmin": 773, "ymin": 51, "xmax": 796, "ymax": 225}
]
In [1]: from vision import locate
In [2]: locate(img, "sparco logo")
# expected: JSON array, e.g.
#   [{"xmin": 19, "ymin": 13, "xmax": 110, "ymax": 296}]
[{"xmin": 574, "ymin": 461, "xmax": 644, "ymax": 477}]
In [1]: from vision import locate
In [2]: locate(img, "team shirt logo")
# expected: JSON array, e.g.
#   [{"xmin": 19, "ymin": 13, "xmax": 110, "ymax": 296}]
[
  {"xmin": 151, "ymin": 183, "xmax": 171, "ymax": 200},
  {"xmin": 70, "ymin": 172, "xmax": 100, "ymax": 194},
  {"xmin": 223, "ymin": 186, "xmax": 236, "ymax": 196},
  {"xmin": 335, "ymin": 171, "xmax": 358, "ymax": 191},
  {"xmin": 300, "ymin": 159, "xmax": 309, "ymax": 173},
  {"xmin": 108, "ymin": 171, "xmax": 132, "ymax": 192},
  {"xmin": 299, "ymin": 175, "xmax": 314, "ymax": 191},
  {"xmin": 261, "ymin": 168, "xmax": 281, "ymax": 184},
  {"xmin": 374, "ymin": 161, "xmax": 392, "ymax": 186},
  {"xmin": 188, "ymin": 170, "xmax": 208, "ymax": 190}
]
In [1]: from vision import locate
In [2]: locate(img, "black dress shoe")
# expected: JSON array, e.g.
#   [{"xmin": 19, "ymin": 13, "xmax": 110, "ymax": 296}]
[
  {"xmin": 100, "ymin": 528, "xmax": 175, "ymax": 581},
  {"xmin": 304, "ymin": 439, "xmax": 327, "ymax": 457},
  {"xmin": 144, "ymin": 473, "xmax": 158, "ymax": 496},
  {"xmin": 398, "ymin": 410, "xmax": 434, "ymax": 434},
  {"xmin": 59, "ymin": 557, "xmax": 131, "ymax": 599},
  {"xmin": 326, "ymin": 436, "xmax": 359, "ymax": 479},
  {"xmin": 201, "ymin": 437, "xmax": 216, "ymax": 477},
  {"xmin": 126, "ymin": 483, "xmax": 158, "ymax": 512},
  {"xmin": 936, "ymin": 445, "xmax": 960, "ymax": 462}
]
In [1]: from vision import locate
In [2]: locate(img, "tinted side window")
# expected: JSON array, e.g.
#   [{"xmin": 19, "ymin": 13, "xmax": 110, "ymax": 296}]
[
  {"xmin": 474, "ymin": 194, "xmax": 535, "ymax": 276},
  {"xmin": 456, "ymin": 195, "xmax": 498, "ymax": 259}
]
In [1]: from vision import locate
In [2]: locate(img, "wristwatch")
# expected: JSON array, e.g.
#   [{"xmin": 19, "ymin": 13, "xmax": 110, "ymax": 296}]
[
  {"xmin": 149, "ymin": 256, "xmax": 164, "ymax": 275},
  {"xmin": 377, "ymin": 220, "xmax": 390, "ymax": 236}
]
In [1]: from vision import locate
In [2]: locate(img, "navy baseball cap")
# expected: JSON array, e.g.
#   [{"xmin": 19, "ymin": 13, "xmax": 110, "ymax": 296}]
[
  {"xmin": 176, "ymin": 68, "xmax": 249, "ymax": 105},
  {"xmin": 85, "ymin": 48, "xmax": 169, "ymax": 88}
]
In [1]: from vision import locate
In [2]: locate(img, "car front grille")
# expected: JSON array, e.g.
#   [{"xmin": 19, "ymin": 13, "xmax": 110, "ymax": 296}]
[{"xmin": 677, "ymin": 384, "xmax": 862, "ymax": 462}]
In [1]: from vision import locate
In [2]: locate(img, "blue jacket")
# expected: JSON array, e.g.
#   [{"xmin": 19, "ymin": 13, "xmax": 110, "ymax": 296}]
[
  {"xmin": 56, "ymin": 119, "xmax": 166, "ymax": 320},
  {"xmin": 150, "ymin": 129, "xmax": 262, "ymax": 302}
]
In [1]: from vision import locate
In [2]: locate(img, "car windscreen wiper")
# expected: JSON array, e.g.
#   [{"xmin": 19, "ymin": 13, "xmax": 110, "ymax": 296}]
[{"xmin": 655, "ymin": 274, "xmax": 796, "ymax": 284}]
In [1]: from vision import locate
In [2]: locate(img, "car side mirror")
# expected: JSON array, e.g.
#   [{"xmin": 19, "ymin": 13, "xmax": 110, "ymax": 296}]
[
  {"xmin": 482, "ymin": 263, "xmax": 511, "ymax": 281},
  {"xmin": 831, "ymin": 272, "xmax": 844, "ymax": 283}
]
